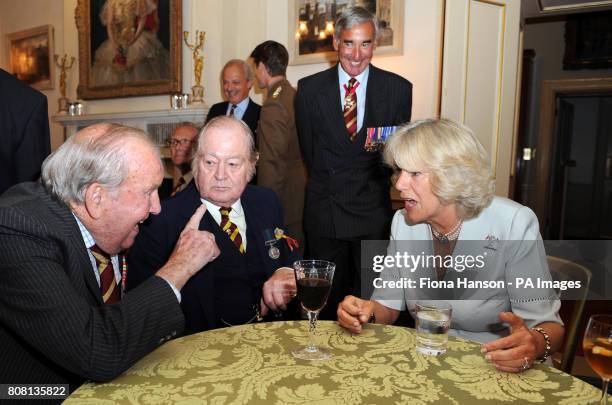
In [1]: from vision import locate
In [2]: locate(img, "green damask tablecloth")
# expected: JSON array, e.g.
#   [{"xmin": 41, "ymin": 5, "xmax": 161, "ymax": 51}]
[{"xmin": 66, "ymin": 321, "xmax": 601, "ymax": 404}]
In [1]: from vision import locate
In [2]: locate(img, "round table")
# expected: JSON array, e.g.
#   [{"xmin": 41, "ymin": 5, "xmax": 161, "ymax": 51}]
[{"xmin": 66, "ymin": 321, "xmax": 601, "ymax": 404}]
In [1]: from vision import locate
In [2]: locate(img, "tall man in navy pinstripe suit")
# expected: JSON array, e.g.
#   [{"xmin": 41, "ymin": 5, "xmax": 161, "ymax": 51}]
[
  {"xmin": 296, "ymin": 6, "xmax": 412, "ymax": 319},
  {"xmin": 0, "ymin": 124, "xmax": 219, "ymax": 392}
]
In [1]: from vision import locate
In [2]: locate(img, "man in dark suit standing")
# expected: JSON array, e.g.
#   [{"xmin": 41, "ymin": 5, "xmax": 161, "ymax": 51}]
[
  {"xmin": 0, "ymin": 68, "xmax": 51, "ymax": 195},
  {"xmin": 251, "ymin": 40, "xmax": 306, "ymax": 253},
  {"xmin": 296, "ymin": 6, "xmax": 412, "ymax": 319},
  {"xmin": 205, "ymin": 59, "xmax": 261, "ymax": 137},
  {"xmin": 128, "ymin": 116, "xmax": 298, "ymax": 334},
  {"xmin": 0, "ymin": 123, "xmax": 219, "ymax": 392}
]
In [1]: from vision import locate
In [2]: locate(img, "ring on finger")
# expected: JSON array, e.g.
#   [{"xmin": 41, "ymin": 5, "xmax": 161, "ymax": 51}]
[{"xmin": 520, "ymin": 357, "xmax": 530, "ymax": 372}]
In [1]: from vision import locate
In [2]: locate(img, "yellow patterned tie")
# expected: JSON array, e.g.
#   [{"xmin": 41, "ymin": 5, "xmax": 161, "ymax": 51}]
[{"xmin": 219, "ymin": 207, "xmax": 245, "ymax": 254}]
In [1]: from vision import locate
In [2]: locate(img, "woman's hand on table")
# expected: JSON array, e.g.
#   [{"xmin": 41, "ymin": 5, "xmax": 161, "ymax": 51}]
[
  {"xmin": 480, "ymin": 312, "xmax": 542, "ymax": 373},
  {"xmin": 337, "ymin": 296, "xmax": 375, "ymax": 334}
]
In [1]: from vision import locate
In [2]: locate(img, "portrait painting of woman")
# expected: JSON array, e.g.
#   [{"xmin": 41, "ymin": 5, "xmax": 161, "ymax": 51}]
[
  {"xmin": 76, "ymin": 0, "xmax": 180, "ymax": 99},
  {"xmin": 90, "ymin": 0, "xmax": 170, "ymax": 86}
]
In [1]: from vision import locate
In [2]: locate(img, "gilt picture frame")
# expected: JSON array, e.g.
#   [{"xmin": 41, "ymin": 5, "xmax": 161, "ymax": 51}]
[
  {"xmin": 75, "ymin": 0, "xmax": 182, "ymax": 100},
  {"xmin": 289, "ymin": 0, "xmax": 404, "ymax": 65},
  {"xmin": 6, "ymin": 25, "xmax": 54, "ymax": 90}
]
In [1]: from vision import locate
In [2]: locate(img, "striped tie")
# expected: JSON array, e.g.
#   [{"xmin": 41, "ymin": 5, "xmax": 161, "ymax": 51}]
[
  {"xmin": 219, "ymin": 207, "xmax": 245, "ymax": 253},
  {"xmin": 90, "ymin": 245, "xmax": 120, "ymax": 304},
  {"xmin": 229, "ymin": 104, "xmax": 237, "ymax": 117},
  {"xmin": 343, "ymin": 78, "xmax": 359, "ymax": 141}
]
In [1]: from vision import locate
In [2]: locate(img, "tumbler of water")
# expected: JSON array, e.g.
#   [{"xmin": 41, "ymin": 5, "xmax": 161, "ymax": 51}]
[{"xmin": 415, "ymin": 301, "xmax": 452, "ymax": 356}]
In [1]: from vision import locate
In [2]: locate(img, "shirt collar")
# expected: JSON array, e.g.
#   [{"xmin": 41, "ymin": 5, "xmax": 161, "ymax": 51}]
[
  {"xmin": 201, "ymin": 198, "xmax": 244, "ymax": 216},
  {"xmin": 72, "ymin": 212, "xmax": 95, "ymax": 249},
  {"xmin": 234, "ymin": 97, "xmax": 250, "ymax": 111},
  {"xmin": 338, "ymin": 64, "xmax": 370, "ymax": 87}
]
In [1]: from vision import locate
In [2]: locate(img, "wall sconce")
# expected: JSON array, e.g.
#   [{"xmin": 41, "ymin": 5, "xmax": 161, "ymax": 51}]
[{"xmin": 325, "ymin": 21, "xmax": 334, "ymax": 34}]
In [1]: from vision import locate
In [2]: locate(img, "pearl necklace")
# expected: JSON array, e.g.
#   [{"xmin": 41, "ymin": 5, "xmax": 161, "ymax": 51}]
[{"xmin": 430, "ymin": 220, "xmax": 463, "ymax": 244}]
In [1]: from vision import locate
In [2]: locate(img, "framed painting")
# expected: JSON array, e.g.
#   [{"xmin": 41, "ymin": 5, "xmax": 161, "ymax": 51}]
[
  {"xmin": 563, "ymin": 10, "xmax": 612, "ymax": 70},
  {"xmin": 75, "ymin": 0, "xmax": 182, "ymax": 100},
  {"xmin": 289, "ymin": 0, "xmax": 404, "ymax": 65},
  {"xmin": 6, "ymin": 25, "xmax": 54, "ymax": 90}
]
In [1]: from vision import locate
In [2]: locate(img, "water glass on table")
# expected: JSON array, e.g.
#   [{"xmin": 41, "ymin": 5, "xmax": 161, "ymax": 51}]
[
  {"xmin": 583, "ymin": 314, "xmax": 612, "ymax": 404},
  {"xmin": 292, "ymin": 259, "xmax": 335, "ymax": 361},
  {"xmin": 415, "ymin": 301, "xmax": 452, "ymax": 356}
]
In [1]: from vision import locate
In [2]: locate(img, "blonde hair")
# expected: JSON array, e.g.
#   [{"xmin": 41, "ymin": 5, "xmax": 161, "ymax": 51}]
[{"xmin": 383, "ymin": 119, "xmax": 494, "ymax": 219}]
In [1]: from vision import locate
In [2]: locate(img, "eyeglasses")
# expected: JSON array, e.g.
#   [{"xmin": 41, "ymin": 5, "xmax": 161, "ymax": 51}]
[{"xmin": 167, "ymin": 138, "xmax": 195, "ymax": 147}]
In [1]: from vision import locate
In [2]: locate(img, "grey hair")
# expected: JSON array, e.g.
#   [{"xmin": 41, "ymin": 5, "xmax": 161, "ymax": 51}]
[
  {"xmin": 222, "ymin": 59, "xmax": 253, "ymax": 82},
  {"xmin": 41, "ymin": 124, "xmax": 159, "ymax": 205},
  {"xmin": 176, "ymin": 121, "xmax": 201, "ymax": 131},
  {"xmin": 192, "ymin": 116, "xmax": 258, "ymax": 180},
  {"xmin": 383, "ymin": 119, "xmax": 495, "ymax": 219},
  {"xmin": 334, "ymin": 6, "xmax": 379, "ymax": 40}
]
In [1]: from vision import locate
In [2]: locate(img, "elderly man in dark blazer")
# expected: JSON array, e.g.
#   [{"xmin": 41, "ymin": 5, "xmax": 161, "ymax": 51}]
[
  {"xmin": 295, "ymin": 6, "xmax": 412, "ymax": 319},
  {"xmin": 0, "ymin": 124, "xmax": 218, "ymax": 392},
  {"xmin": 128, "ymin": 116, "xmax": 298, "ymax": 333},
  {"xmin": 0, "ymin": 68, "xmax": 51, "ymax": 195},
  {"xmin": 205, "ymin": 59, "xmax": 261, "ymax": 137}
]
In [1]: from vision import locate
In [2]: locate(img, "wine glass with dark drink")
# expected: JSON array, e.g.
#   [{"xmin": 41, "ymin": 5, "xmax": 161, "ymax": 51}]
[
  {"xmin": 583, "ymin": 315, "xmax": 612, "ymax": 404},
  {"xmin": 292, "ymin": 259, "xmax": 335, "ymax": 361}
]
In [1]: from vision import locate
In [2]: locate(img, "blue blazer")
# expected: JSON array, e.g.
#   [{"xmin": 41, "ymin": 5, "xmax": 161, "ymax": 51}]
[{"xmin": 127, "ymin": 182, "xmax": 298, "ymax": 332}]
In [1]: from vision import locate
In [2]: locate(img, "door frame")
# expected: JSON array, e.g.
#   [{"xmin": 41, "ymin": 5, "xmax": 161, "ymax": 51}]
[{"xmin": 535, "ymin": 78, "xmax": 612, "ymax": 231}]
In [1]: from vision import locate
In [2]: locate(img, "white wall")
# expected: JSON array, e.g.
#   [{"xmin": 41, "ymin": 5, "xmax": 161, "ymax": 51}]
[{"xmin": 0, "ymin": 0, "xmax": 444, "ymax": 149}]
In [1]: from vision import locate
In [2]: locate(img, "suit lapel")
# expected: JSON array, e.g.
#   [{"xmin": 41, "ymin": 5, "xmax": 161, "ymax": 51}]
[
  {"xmin": 43, "ymin": 190, "xmax": 103, "ymax": 303},
  {"xmin": 316, "ymin": 66, "xmax": 353, "ymax": 151},
  {"xmin": 363, "ymin": 65, "xmax": 387, "ymax": 130},
  {"xmin": 177, "ymin": 185, "xmax": 218, "ymax": 328},
  {"xmin": 241, "ymin": 188, "xmax": 274, "ymax": 275}
]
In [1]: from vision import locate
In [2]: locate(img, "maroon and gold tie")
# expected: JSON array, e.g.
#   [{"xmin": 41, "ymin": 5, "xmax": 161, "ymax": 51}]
[
  {"xmin": 219, "ymin": 207, "xmax": 245, "ymax": 253},
  {"xmin": 90, "ymin": 245, "xmax": 120, "ymax": 304},
  {"xmin": 343, "ymin": 78, "xmax": 359, "ymax": 141}
]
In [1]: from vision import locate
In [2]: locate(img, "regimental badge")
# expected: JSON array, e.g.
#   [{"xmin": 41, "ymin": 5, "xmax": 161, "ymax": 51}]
[
  {"xmin": 364, "ymin": 126, "xmax": 398, "ymax": 152},
  {"xmin": 272, "ymin": 86, "xmax": 282, "ymax": 99},
  {"xmin": 274, "ymin": 227, "xmax": 299, "ymax": 251},
  {"xmin": 344, "ymin": 95, "xmax": 355, "ymax": 109}
]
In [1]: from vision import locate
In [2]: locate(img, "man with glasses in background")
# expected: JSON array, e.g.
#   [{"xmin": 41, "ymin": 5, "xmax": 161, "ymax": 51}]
[{"xmin": 167, "ymin": 123, "xmax": 199, "ymax": 197}]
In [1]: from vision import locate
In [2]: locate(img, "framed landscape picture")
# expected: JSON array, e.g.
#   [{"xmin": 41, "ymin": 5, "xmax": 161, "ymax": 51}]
[
  {"xmin": 289, "ymin": 0, "xmax": 404, "ymax": 65},
  {"xmin": 6, "ymin": 25, "xmax": 54, "ymax": 90},
  {"xmin": 75, "ymin": 0, "xmax": 182, "ymax": 99}
]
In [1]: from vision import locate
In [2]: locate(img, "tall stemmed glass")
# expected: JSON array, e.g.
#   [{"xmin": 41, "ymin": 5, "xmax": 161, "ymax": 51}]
[
  {"xmin": 292, "ymin": 260, "xmax": 335, "ymax": 361},
  {"xmin": 583, "ymin": 314, "xmax": 612, "ymax": 404}
]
